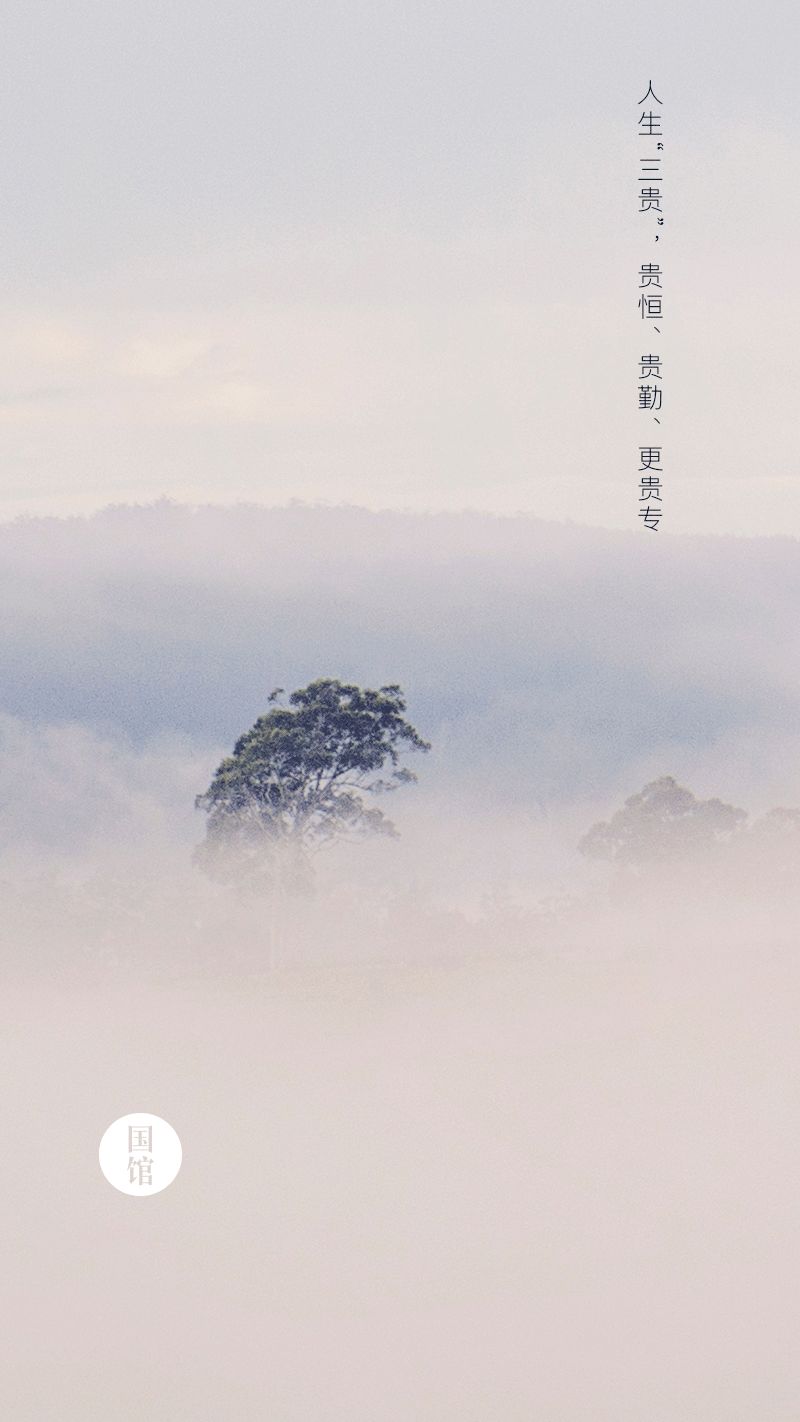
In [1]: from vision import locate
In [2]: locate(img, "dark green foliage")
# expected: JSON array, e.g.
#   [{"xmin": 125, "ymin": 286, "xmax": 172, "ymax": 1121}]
[{"xmin": 195, "ymin": 678, "xmax": 430, "ymax": 888}]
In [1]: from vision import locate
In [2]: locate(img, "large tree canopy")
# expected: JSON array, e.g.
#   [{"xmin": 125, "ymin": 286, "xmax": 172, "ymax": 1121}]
[
  {"xmin": 579, "ymin": 776, "xmax": 746, "ymax": 865},
  {"xmin": 195, "ymin": 678, "xmax": 430, "ymax": 887}
]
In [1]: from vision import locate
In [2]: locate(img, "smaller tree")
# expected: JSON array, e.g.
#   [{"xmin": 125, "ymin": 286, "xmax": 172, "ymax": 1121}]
[
  {"xmin": 195, "ymin": 678, "xmax": 430, "ymax": 892},
  {"xmin": 579, "ymin": 775, "xmax": 746, "ymax": 866}
]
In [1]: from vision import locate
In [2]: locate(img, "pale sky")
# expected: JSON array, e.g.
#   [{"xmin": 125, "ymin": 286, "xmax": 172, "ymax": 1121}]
[{"xmin": 2, "ymin": 0, "xmax": 799, "ymax": 534}]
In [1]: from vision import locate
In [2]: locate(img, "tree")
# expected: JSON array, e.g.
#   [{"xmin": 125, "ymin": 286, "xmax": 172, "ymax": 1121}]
[
  {"xmin": 578, "ymin": 775, "xmax": 746, "ymax": 866},
  {"xmin": 194, "ymin": 678, "xmax": 430, "ymax": 893}
]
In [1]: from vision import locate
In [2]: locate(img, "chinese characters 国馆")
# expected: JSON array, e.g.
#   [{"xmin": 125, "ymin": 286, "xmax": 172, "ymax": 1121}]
[{"xmin": 128, "ymin": 1122, "xmax": 154, "ymax": 1187}]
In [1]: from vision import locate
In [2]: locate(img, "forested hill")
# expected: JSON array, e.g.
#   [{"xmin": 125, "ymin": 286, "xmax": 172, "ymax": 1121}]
[{"xmin": 0, "ymin": 502, "xmax": 797, "ymax": 806}]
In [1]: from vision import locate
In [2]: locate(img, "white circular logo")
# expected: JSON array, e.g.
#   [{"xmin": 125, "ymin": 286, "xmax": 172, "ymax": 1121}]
[{"xmin": 99, "ymin": 1113, "xmax": 182, "ymax": 1196}]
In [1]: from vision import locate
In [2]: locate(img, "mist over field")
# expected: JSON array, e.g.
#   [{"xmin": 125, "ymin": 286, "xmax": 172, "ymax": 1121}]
[
  {"xmin": 3, "ymin": 503, "xmax": 800, "ymax": 1419},
  {"xmin": 3, "ymin": 501, "xmax": 800, "ymax": 887},
  {"xmin": 2, "ymin": 503, "xmax": 800, "ymax": 1023},
  {"xmin": 4, "ymin": 0, "xmax": 800, "ymax": 1407}
]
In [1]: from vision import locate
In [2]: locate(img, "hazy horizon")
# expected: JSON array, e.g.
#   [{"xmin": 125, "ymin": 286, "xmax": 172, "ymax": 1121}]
[{"xmin": 4, "ymin": 2, "xmax": 800, "ymax": 1413}]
